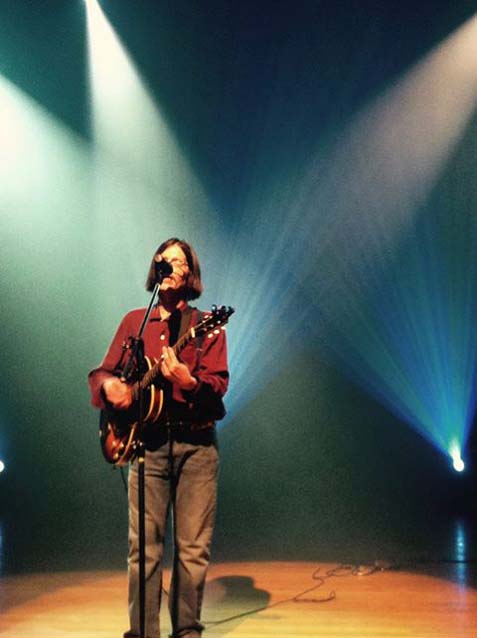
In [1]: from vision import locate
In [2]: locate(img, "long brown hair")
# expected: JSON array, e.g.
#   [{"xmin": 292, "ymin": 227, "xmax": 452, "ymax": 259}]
[{"xmin": 145, "ymin": 238, "xmax": 203, "ymax": 300}]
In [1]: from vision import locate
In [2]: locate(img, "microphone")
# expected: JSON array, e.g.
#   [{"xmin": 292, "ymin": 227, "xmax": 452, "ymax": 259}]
[{"xmin": 154, "ymin": 256, "xmax": 173, "ymax": 281}]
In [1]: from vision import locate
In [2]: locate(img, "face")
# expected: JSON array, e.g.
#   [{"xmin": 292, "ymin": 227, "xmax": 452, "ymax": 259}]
[{"xmin": 158, "ymin": 243, "xmax": 189, "ymax": 294}]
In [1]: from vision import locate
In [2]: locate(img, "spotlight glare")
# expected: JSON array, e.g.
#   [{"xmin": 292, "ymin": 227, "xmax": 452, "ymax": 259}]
[
  {"xmin": 450, "ymin": 443, "xmax": 465, "ymax": 472},
  {"xmin": 452, "ymin": 457, "xmax": 465, "ymax": 473},
  {"xmin": 0, "ymin": 460, "xmax": 5, "ymax": 473}
]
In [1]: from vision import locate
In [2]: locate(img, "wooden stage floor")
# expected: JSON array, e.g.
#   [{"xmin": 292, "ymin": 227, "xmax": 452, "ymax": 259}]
[{"xmin": 1, "ymin": 560, "xmax": 476, "ymax": 638}]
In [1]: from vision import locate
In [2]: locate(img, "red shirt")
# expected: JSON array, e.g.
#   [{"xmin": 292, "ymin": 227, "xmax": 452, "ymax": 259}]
[{"xmin": 88, "ymin": 305, "xmax": 229, "ymax": 422}]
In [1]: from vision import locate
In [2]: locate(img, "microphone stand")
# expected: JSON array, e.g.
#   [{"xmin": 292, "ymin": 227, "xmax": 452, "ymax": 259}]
[{"xmin": 121, "ymin": 266, "xmax": 169, "ymax": 638}]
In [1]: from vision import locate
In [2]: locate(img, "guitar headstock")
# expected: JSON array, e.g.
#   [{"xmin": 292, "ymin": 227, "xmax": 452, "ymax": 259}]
[{"xmin": 194, "ymin": 305, "xmax": 235, "ymax": 338}]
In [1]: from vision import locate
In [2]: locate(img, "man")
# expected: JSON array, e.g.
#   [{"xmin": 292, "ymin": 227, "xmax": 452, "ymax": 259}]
[{"xmin": 88, "ymin": 238, "xmax": 229, "ymax": 638}]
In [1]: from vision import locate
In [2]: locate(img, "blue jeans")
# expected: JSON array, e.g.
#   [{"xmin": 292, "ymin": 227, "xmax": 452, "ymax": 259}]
[{"xmin": 126, "ymin": 432, "xmax": 218, "ymax": 638}]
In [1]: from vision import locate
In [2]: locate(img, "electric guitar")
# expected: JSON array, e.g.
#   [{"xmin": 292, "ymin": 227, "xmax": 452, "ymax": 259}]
[{"xmin": 99, "ymin": 305, "xmax": 234, "ymax": 466}]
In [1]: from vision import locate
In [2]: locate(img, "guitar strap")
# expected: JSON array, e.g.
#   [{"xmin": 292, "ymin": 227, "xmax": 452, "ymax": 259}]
[
  {"xmin": 177, "ymin": 306, "xmax": 193, "ymax": 345},
  {"xmin": 178, "ymin": 307, "xmax": 205, "ymax": 373}
]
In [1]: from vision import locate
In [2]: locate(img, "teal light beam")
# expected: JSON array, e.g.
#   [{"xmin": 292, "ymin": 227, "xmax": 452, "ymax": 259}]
[
  {"xmin": 85, "ymin": 0, "xmax": 220, "ymax": 334},
  {"xmin": 219, "ymin": 16, "xmax": 477, "ymax": 468}
]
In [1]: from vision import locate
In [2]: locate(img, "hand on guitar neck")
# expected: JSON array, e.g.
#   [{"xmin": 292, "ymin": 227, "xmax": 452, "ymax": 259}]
[
  {"xmin": 160, "ymin": 346, "xmax": 198, "ymax": 392},
  {"xmin": 102, "ymin": 377, "xmax": 133, "ymax": 410}
]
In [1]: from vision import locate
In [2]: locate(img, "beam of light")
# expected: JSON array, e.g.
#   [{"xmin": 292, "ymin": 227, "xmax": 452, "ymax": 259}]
[
  {"xmin": 307, "ymin": 205, "xmax": 477, "ymax": 460},
  {"xmin": 0, "ymin": 74, "xmax": 100, "ymax": 457},
  {"xmin": 0, "ymin": 461, "xmax": 5, "ymax": 473},
  {"xmin": 0, "ymin": 75, "xmax": 90, "ymax": 225},
  {"xmin": 0, "ymin": 73, "xmax": 91, "ymax": 298},
  {"xmin": 219, "ymin": 14, "xmax": 477, "ymax": 465},
  {"xmin": 303, "ymin": 16, "xmax": 477, "ymax": 462},
  {"xmin": 85, "ymin": 0, "xmax": 220, "ymax": 333}
]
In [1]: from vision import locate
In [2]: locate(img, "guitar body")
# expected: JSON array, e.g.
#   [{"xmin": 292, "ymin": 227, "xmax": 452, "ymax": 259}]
[{"xmin": 99, "ymin": 356, "xmax": 164, "ymax": 466}]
